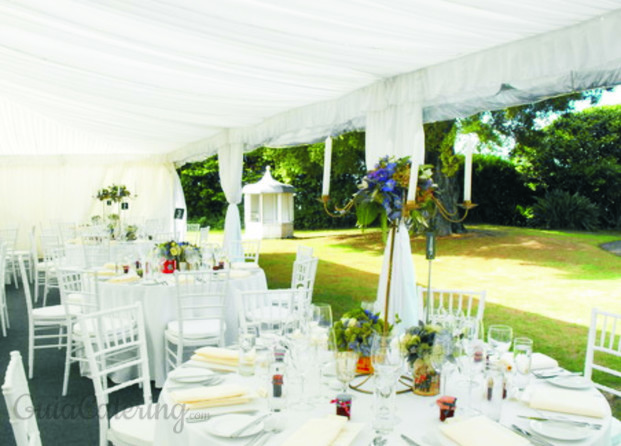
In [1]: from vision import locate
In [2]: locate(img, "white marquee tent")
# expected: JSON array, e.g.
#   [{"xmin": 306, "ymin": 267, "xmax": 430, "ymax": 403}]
[{"xmin": 1, "ymin": 1, "xmax": 620, "ymax": 312}]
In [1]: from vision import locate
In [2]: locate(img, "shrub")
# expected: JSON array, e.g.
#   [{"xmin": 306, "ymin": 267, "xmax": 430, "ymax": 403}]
[{"xmin": 532, "ymin": 189, "xmax": 599, "ymax": 230}]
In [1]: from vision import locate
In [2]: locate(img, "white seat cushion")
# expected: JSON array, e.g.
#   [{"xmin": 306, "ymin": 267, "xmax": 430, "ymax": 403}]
[
  {"xmin": 32, "ymin": 305, "xmax": 66, "ymax": 320},
  {"xmin": 109, "ymin": 404, "xmax": 156, "ymax": 446},
  {"xmin": 166, "ymin": 319, "xmax": 222, "ymax": 339}
]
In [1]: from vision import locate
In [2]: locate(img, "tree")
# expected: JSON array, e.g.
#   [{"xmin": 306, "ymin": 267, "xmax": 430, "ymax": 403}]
[{"xmin": 524, "ymin": 105, "xmax": 621, "ymax": 228}]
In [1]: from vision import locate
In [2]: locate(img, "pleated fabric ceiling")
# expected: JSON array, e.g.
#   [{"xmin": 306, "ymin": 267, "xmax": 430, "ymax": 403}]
[{"xmin": 0, "ymin": 0, "xmax": 620, "ymax": 163}]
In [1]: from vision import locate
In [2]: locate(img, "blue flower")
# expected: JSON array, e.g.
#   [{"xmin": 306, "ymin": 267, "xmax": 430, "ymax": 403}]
[{"xmin": 381, "ymin": 179, "xmax": 396, "ymax": 192}]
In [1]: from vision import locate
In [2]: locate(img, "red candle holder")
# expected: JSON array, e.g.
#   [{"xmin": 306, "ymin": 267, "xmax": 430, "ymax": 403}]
[{"xmin": 161, "ymin": 259, "xmax": 176, "ymax": 274}]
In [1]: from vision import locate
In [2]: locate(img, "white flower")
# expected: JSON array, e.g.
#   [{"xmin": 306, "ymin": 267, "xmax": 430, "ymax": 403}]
[{"xmin": 347, "ymin": 318, "xmax": 357, "ymax": 328}]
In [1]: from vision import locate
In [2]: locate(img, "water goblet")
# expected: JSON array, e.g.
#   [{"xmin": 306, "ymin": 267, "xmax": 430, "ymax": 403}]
[
  {"xmin": 513, "ymin": 337, "xmax": 533, "ymax": 390},
  {"xmin": 487, "ymin": 324, "xmax": 513, "ymax": 359},
  {"xmin": 334, "ymin": 351, "xmax": 359, "ymax": 394}
]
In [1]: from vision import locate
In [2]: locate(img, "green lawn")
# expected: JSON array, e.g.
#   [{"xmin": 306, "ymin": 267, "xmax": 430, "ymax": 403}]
[{"xmin": 211, "ymin": 225, "xmax": 621, "ymax": 417}]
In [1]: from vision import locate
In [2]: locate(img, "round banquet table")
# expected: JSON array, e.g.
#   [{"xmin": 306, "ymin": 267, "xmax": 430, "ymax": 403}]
[
  {"xmin": 152, "ymin": 362, "xmax": 613, "ymax": 446},
  {"xmin": 97, "ymin": 268, "xmax": 267, "ymax": 387}
]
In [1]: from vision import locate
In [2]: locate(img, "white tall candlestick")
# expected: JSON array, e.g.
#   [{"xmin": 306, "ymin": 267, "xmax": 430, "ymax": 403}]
[
  {"xmin": 322, "ymin": 136, "xmax": 332, "ymax": 197},
  {"xmin": 464, "ymin": 149, "xmax": 473, "ymax": 202},
  {"xmin": 406, "ymin": 161, "xmax": 419, "ymax": 202}
]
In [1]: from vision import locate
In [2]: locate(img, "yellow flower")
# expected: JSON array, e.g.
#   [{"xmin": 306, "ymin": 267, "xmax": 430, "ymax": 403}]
[{"xmin": 170, "ymin": 246, "xmax": 181, "ymax": 256}]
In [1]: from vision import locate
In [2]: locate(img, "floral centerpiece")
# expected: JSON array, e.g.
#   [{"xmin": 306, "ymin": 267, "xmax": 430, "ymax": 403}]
[
  {"xmin": 401, "ymin": 322, "xmax": 445, "ymax": 396},
  {"xmin": 96, "ymin": 184, "xmax": 132, "ymax": 203},
  {"xmin": 156, "ymin": 240, "xmax": 201, "ymax": 273},
  {"xmin": 353, "ymin": 156, "xmax": 437, "ymax": 233},
  {"xmin": 332, "ymin": 307, "xmax": 390, "ymax": 374}
]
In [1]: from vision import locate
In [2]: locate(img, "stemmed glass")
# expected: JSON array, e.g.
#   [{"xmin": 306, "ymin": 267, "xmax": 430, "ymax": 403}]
[
  {"xmin": 283, "ymin": 318, "xmax": 314, "ymax": 410},
  {"xmin": 370, "ymin": 332, "xmax": 403, "ymax": 446},
  {"xmin": 310, "ymin": 304, "xmax": 333, "ymax": 398},
  {"xmin": 487, "ymin": 325, "xmax": 513, "ymax": 360}
]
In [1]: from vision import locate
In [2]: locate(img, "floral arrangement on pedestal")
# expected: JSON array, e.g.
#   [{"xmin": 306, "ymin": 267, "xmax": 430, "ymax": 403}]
[
  {"xmin": 332, "ymin": 307, "xmax": 390, "ymax": 374},
  {"xmin": 96, "ymin": 184, "xmax": 132, "ymax": 203},
  {"xmin": 353, "ymin": 156, "xmax": 437, "ymax": 233},
  {"xmin": 401, "ymin": 322, "xmax": 445, "ymax": 396}
]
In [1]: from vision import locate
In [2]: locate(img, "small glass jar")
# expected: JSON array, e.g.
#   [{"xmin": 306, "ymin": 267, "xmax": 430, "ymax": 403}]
[{"xmin": 334, "ymin": 393, "xmax": 351, "ymax": 419}]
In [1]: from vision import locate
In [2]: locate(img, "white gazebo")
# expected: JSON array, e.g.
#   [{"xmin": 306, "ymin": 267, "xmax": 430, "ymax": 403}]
[{"xmin": 242, "ymin": 167, "xmax": 295, "ymax": 239}]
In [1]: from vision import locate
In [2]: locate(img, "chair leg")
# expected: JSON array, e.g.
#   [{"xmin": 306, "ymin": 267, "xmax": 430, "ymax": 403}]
[
  {"xmin": 11, "ymin": 259, "xmax": 18, "ymax": 290},
  {"xmin": 28, "ymin": 330, "xmax": 34, "ymax": 379},
  {"xmin": 34, "ymin": 271, "xmax": 40, "ymax": 303},
  {"xmin": 62, "ymin": 327, "xmax": 73, "ymax": 396},
  {"xmin": 42, "ymin": 275, "xmax": 49, "ymax": 307}
]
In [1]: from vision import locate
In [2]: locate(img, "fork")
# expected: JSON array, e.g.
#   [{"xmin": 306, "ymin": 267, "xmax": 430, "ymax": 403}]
[{"xmin": 511, "ymin": 424, "xmax": 555, "ymax": 446}]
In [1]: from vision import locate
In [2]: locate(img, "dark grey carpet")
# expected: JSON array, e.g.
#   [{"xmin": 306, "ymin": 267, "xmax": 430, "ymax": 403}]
[{"xmin": 1, "ymin": 281, "xmax": 161, "ymax": 446}]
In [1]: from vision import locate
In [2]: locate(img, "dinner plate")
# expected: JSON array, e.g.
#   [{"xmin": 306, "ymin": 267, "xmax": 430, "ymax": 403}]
[
  {"xmin": 168, "ymin": 367, "xmax": 214, "ymax": 383},
  {"xmin": 547, "ymin": 375, "xmax": 592, "ymax": 390},
  {"xmin": 529, "ymin": 419, "xmax": 590, "ymax": 441},
  {"xmin": 203, "ymin": 413, "xmax": 264, "ymax": 438}
]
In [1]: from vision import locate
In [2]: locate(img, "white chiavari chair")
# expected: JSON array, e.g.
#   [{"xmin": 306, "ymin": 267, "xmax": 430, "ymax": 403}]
[
  {"xmin": 296, "ymin": 245, "xmax": 314, "ymax": 260},
  {"xmin": 78, "ymin": 302, "xmax": 155, "ymax": 446},
  {"xmin": 2, "ymin": 351, "xmax": 43, "ymax": 446},
  {"xmin": 58, "ymin": 266, "xmax": 102, "ymax": 396},
  {"xmin": 18, "ymin": 255, "xmax": 68, "ymax": 379},
  {"xmin": 228, "ymin": 239, "xmax": 261, "ymax": 265},
  {"xmin": 0, "ymin": 242, "xmax": 8, "ymax": 336},
  {"xmin": 165, "ymin": 269, "xmax": 229, "ymax": 371},
  {"xmin": 417, "ymin": 286, "xmax": 486, "ymax": 325},
  {"xmin": 585, "ymin": 307, "xmax": 621, "ymax": 398}
]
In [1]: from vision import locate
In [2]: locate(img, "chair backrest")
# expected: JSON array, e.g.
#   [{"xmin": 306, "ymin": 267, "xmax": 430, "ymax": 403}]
[
  {"xmin": 0, "ymin": 227, "xmax": 18, "ymax": 251},
  {"xmin": 78, "ymin": 302, "xmax": 151, "ymax": 446},
  {"xmin": 40, "ymin": 233, "xmax": 62, "ymax": 262},
  {"xmin": 17, "ymin": 256, "xmax": 35, "ymax": 320},
  {"xmin": 154, "ymin": 232, "xmax": 174, "ymax": 243},
  {"xmin": 296, "ymin": 245, "xmax": 314, "ymax": 260},
  {"xmin": 56, "ymin": 222, "xmax": 76, "ymax": 244},
  {"xmin": 417, "ymin": 286, "xmax": 486, "ymax": 323},
  {"xmin": 173, "ymin": 269, "xmax": 229, "ymax": 340},
  {"xmin": 0, "ymin": 242, "xmax": 7, "ymax": 288},
  {"xmin": 584, "ymin": 307, "xmax": 621, "ymax": 397},
  {"xmin": 57, "ymin": 267, "xmax": 101, "ymax": 317},
  {"xmin": 237, "ymin": 289, "xmax": 303, "ymax": 340},
  {"xmin": 291, "ymin": 257, "xmax": 319, "ymax": 305},
  {"xmin": 229, "ymin": 240, "xmax": 260, "ymax": 264},
  {"xmin": 2, "ymin": 351, "xmax": 42, "ymax": 446},
  {"xmin": 184, "ymin": 223, "xmax": 200, "ymax": 244}
]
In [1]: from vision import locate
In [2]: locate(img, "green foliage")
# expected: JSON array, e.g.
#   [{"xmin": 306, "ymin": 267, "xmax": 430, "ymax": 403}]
[
  {"xmin": 532, "ymin": 189, "xmax": 600, "ymax": 231},
  {"xmin": 177, "ymin": 157, "xmax": 227, "ymax": 228},
  {"xmin": 524, "ymin": 105, "xmax": 621, "ymax": 229},
  {"xmin": 464, "ymin": 154, "xmax": 535, "ymax": 226}
]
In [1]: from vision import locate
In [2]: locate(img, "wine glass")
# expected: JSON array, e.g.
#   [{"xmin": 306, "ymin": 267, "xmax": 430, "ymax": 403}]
[
  {"xmin": 283, "ymin": 319, "xmax": 314, "ymax": 409},
  {"xmin": 487, "ymin": 325, "xmax": 513, "ymax": 360},
  {"xmin": 310, "ymin": 304, "xmax": 333, "ymax": 398}
]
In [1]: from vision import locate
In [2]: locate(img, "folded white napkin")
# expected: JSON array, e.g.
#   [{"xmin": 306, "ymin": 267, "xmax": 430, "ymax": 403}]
[
  {"xmin": 282, "ymin": 415, "xmax": 361, "ymax": 446},
  {"xmin": 531, "ymin": 353, "xmax": 558, "ymax": 370},
  {"xmin": 103, "ymin": 262, "xmax": 117, "ymax": 270},
  {"xmin": 440, "ymin": 415, "xmax": 529, "ymax": 446},
  {"xmin": 107, "ymin": 273, "xmax": 140, "ymax": 284},
  {"xmin": 170, "ymin": 384, "xmax": 253, "ymax": 410},
  {"xmin": 529, "ymin": 386, "xmax": 608, "ymax": 418},
  {"xmin": 94, "ymin": 269, "xmax": 116, "ymax": 277},
  {"xmin": 194, "ymin": 347, "xmax": 238, "ymax": 366}
]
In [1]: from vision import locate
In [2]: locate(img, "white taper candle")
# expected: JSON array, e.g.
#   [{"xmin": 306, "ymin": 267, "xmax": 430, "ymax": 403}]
[
  {"xmin": 464, "ymin": 146, "xmax": 473, "ymax": 202},
  {"xmin": 322, "ymin": 136, "xmax": 332, "ymax": 197},
  {"xmin": 406, "ymin": 161, "xmax": 419, "ymax": 202}
]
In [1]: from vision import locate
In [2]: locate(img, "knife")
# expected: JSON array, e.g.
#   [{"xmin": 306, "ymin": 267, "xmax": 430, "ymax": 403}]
[
  {"xmin": 511, "ymin": 424, "xmax": 555, "ymax": 446},
  {"xmin": 518, "ymin": 415, "xmax": 602, "ymax": 429},
  {"xmin": 400, "ymin": 433, "xmax": 422, "ymax": 446}
]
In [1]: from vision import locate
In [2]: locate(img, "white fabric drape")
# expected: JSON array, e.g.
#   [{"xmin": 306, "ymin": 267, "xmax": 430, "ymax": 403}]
[
  {"xmin": 0, "ymin": 2, "xmax": 617, "ymax": 163},
  {"xmin": 366, "ymin": 100, "xmax": 423, "ymax": 327},
  {"xmin": 0, "ymin": 159, "xmax": 179, "ymax": 250},
  {"xmin": 218, "ymin": 140, "xmax": 244, "ymax": 258},
  {"xmin": 374, "ymin": 221, "xmax": 419, "ymax": 328}
]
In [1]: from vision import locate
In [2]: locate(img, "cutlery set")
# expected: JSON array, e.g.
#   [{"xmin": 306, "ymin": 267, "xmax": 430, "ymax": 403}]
[
  {"xmin": 518, "ymin": 415, "xmax": 602, "ymax": 429},
  {"xmin": 510, "ymin": 424, "xmax": 555, "ymax": 446}
]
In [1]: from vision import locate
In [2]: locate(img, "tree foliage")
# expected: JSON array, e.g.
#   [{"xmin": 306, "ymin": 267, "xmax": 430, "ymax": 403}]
[{"xmin": 524, "ymin": 105, "xmax": 621, "ymax": 228}]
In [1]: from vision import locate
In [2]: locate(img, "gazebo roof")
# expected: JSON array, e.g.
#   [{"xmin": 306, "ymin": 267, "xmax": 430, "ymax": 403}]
[{"xmin": 242, "ymin": 167, "xmax": 295, "ymax": 194}]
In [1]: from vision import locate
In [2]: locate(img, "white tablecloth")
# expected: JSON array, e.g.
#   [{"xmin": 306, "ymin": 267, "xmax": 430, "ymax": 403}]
[
  {"xmin": 98, "ymin": 269, "xmax": 267, "ymax": 387},
  {"xmin": 153, "ymin": 368, "xmax": 612, "ymax": 446}
]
